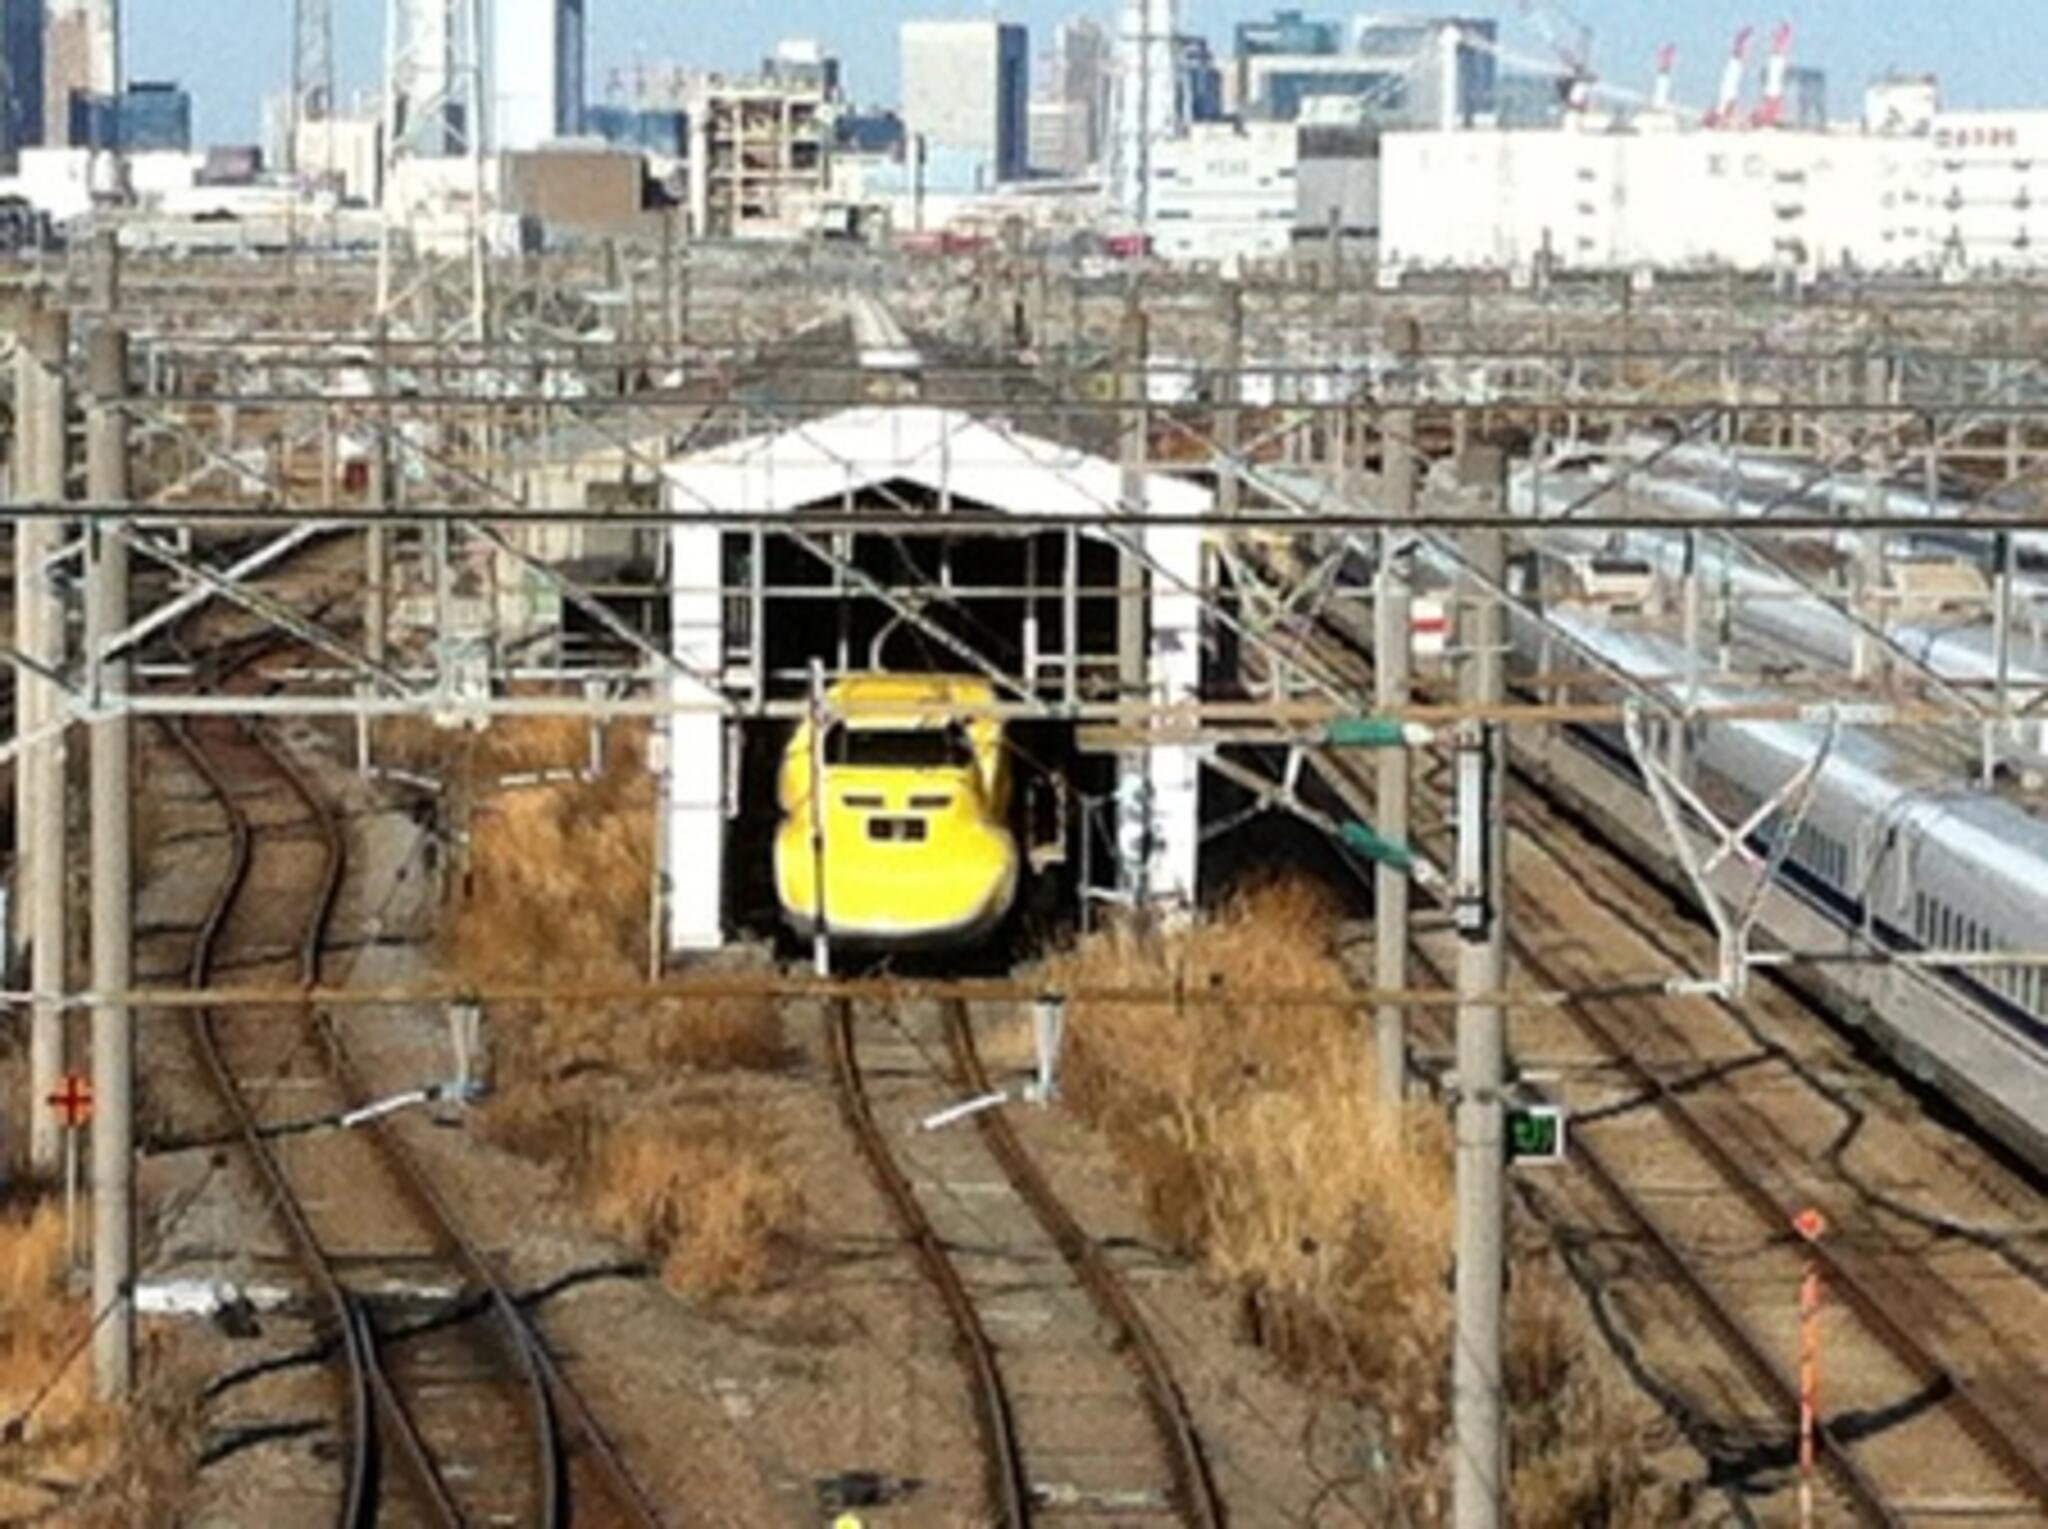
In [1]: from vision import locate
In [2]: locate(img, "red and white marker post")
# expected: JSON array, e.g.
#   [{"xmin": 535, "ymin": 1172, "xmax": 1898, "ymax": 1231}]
[{"xmin": 46, "ymin": 1073, "xmax": 94, "ymax": 1268}]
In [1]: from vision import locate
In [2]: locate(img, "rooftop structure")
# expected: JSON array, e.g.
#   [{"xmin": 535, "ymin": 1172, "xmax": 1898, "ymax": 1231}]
[
  {"xmin": 1234, "ymin": 12, "xmax": 1496, "ymax": 128},
  {"xmin": 763, "ymin": 38, "xmax": 841, "ymax": 101}
]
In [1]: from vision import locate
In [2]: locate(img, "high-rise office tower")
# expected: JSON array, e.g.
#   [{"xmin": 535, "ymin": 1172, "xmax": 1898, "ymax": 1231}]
[
  {"xmin": 44, "ymin": 0, "xmax": 113, "ymax": 146},
  {"xmin": 492, "ymin": 0, "xmax": 585, "ymax": 151},
  {"xmin": 2, "ymin": 0, "xmax": 44, "ymax": 156},
  {"xmin": 1039, "ymin": 16, "xmax": 1108, "ymax": 168},
  {"xmin": 901, "ymin": 18, "xmax": 1029, "ymax": 187}
]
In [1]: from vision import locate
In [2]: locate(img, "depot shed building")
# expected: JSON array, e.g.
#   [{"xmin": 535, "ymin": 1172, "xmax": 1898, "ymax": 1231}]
[{"xmin": 659, "ymin": 404, "xmax": 1211, "ymax": 952}]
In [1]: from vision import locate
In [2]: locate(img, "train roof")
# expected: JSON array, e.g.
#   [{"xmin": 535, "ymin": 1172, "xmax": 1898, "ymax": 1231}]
[
  {"xmin": 1548, "ymin": 608, "xmax": 2048, "ymax": 895},
  {"xmin": 825, "ymin": 673, "xmax": 998, "ymax": 722}
]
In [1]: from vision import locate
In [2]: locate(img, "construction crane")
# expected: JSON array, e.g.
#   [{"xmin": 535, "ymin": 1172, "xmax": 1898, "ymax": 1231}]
[
  {"xmin": 1513, "ymin": 0, "xmax": 1596, "ymax": 113},
  {"xmin": 1705, "ymin": 25, "xmax": 1754, "ymax": 128},
  {"xmin": 1751, "ymin": 23, "xmax": 1795, "ymax": 128},
  {"xmin": 1652, "ymin": 43, "xmax": 1676, "ymax": 111}
]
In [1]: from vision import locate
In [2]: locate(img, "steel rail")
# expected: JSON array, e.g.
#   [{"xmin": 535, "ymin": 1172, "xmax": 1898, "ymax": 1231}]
[
  {"xmin": 1486, "ymin": 785, "xmax": 2048, "ymax": 1511},
  {"xmin": 940, "ymin": 1001, "xmax": 1225, "ymax": 1528},
  {"xmin": 164, "ymin": 712, "xmax": 461, "ymax": 1529},
  {"xmin": 826, "ymin": 999, "xmax": 1032, "ymax": 1526},
  {"xmin": 262, "ymin": 722, "xmax": 667, "ymax": 1529},
  {"xmin": 1509, "ymin": 884, "xmax": 2048, "ymax": 1512}
]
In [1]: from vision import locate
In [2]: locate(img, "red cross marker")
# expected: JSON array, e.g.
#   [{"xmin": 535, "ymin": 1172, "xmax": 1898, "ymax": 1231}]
[{"xmin": 46, "ymin": 1073, "xmax": 93, "ymax": 1129}]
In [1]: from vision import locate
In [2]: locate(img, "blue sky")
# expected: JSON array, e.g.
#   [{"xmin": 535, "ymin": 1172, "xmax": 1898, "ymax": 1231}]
[{"xmin": 142, "ymin": 2, "xmax": 2034, "ymax": 145}]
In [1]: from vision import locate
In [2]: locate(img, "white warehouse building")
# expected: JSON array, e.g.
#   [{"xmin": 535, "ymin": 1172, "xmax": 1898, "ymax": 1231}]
[{"xmin": 1383, "ymin": 106, "xmax": 2048, "ymax": 275}]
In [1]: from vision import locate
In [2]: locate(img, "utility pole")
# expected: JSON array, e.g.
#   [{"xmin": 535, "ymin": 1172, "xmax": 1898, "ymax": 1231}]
[
  {"xmin": 16, "ymin": 303, "xmax": 69, "ymax": 1177},
  {"xmin": 366, "ymin": 320, "xmax": 390, "ymax": 668},
  {"xmin": 289, "ymin": 0, "xmax": 336, "ymax": 177},
  {"xmin": 86, "ymin": 324, "xmax": 133, "ymax": 1397},
  {"xmin": 90, "ymin": 227, "xmax": 121, "ymax": 313},
  {"xmin": 1452, "ymin": 444, "xmax": 1509, "ymax": 1529},
  {"xmin": 1116, "ymin": 293, "xmax": 1151, "ymax": 904},
  {"xmin": 1374, "ymin": 318, "xmax": 1421, "ymax": 1109},
  {"xmin": 1215, "ymin": 281, "xmax": 1243, "ymax": 518}
]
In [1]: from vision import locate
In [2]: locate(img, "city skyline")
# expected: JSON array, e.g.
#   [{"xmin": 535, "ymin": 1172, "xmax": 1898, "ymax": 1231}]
[{"xmin": 123, "ymin": 1, "xmax": 2035, "ymax": 146}]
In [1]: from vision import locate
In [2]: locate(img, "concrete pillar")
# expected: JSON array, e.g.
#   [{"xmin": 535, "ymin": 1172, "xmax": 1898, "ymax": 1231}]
[
  {"xmin": 366, "ymin": 322, "xmax": 390, "ymax": 667},
  {"xmin": 1452, "ymin": 445, "xmax": 1509, "ymax": 1529},
  {"xmin": 1117, "ymin": 295, "xmax": 1151, "ymax": 902},
  {"xmin": 1216, "ymin": 282, "xmax": 1243, "ymax": 518},
  {"xmin": 86, "ymin": 326, "xmax": 133, "ymax": 1397},
  {"xmin": 15, "ymin": 304, "xmax": 69, "ymax": 1177},
  {"xmin": 89, "ymin": 228, "xmax": 121, "ymax": 313},
  {"xmin": 1375, "ymin": 316, "xmax": 1421, "ymax": 1110}
]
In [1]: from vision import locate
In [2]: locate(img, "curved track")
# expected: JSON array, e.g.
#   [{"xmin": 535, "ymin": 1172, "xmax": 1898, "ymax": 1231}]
[
  {"xmin": 827, "ymin": 995, "xmax": 1224, "ymax": 1525},
  {"xmin": 165, "ymin": 692, "xmax": 664, "ymax": 1528}
]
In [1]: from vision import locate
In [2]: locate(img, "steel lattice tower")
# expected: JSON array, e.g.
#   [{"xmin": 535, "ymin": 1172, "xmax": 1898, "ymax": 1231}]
[
  {"xmin": 378, "ymin": 0, "xmax": 490, "ymax": 336},
  {"xmin": 288, "ymin": 0, "xmax": 334, "ymax": 175}
]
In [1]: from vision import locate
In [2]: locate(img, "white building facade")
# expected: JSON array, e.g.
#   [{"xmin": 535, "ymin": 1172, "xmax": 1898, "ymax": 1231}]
[
  {"xmin": 1381, "ymin": 119, "xmax": 2048, "ymax": 275},
  {"xmin": 1147, "ymin": 120, "xmax": 1297, "ymax": 267},
  {"xmin": 492, "ymin": 0, "xmax": 585, "ymax": 152}
]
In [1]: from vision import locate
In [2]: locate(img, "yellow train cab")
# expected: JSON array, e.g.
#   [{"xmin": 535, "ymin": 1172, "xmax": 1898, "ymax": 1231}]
[{"xmin": 774, "ymin": 675, "xmax": 1020, "ymax": 946}]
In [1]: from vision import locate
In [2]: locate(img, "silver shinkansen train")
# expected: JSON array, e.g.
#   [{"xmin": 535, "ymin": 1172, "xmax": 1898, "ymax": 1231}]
[{"xmin": 1525, "ymin": 607, "xmax": 2048, "ymax": 1056}]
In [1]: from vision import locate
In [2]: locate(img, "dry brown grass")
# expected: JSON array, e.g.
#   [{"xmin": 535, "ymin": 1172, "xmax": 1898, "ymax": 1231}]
[
  {"xmin": 1043, "ymin": 878, "xmax": 1661, "ymax": 1522},
  {"xmin": 0, "ymin": 1197, "xmax": 198, "ymax": 1524},
  {"xmin": 585, "ymin": 1112, "xmax": 806, "ymax": 1297},
  {"xmin": 375, "ymin": 711, "xmax": 595, "ymax": 781},
  {"xmin": 434, "ymin": 717, "xmax": 804, "ymax": 1301},
  {"xmin": 1045, "ymin": 881, "xmax": 1453, "ymax": 1496}
]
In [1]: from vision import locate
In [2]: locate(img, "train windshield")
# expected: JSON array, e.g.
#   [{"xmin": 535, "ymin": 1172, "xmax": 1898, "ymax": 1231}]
[{"xmin": 826, "ymin": 724, "xmax": 975, "ymax": 769}]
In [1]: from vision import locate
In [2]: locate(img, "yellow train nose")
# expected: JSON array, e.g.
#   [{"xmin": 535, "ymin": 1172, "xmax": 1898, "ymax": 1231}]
[{"xmin": 775, "ymin": 817, "xmax": 1018, "ymax": 945}]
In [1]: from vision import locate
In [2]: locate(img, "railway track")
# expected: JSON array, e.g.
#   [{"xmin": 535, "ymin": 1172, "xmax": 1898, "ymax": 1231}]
[
  {"xmin": 164, "ymin": 692, "xmax": 663, "ymax": 1528},
  {"xmin": 826, "ymin": 996, "xmax": 1223, "ymax": 1525},
  {"xmin": 1302, "ymin": 673, "xmax": 2048, "ymax": 1522}
]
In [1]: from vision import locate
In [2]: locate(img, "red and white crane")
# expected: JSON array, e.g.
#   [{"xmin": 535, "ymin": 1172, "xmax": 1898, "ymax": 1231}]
[
  {"xmin": 1751, "ymin": 22, "xmax": 1796, "ymax": 127},
  {"xmin": 1705, "ymin": 25, "xmax": 1754, "ymax": 128},
  {"xmin": 1652, "ymin": 43, "xmax": 1677, "ymax": 111}
]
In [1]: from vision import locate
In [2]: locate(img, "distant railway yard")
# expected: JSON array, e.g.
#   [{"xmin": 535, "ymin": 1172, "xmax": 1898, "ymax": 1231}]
[{"xmin": 2, "ymin": 244, "xmax": 2047, "ymax": 1527}]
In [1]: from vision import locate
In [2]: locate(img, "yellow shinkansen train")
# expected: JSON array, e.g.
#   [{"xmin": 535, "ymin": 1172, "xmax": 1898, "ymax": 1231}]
[{"xmin": 774, "ymin": 675, "xmax": 1020, "ymax": 946}]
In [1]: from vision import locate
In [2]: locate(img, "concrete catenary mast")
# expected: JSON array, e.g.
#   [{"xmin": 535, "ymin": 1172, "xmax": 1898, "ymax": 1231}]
[
  {"xmin": 288, "ymin": 0, "xmax": 334, "ymax": 176},
  {"xmin": 1111, "ymin": 0, "xmax": 1178, "ymax": 224}
]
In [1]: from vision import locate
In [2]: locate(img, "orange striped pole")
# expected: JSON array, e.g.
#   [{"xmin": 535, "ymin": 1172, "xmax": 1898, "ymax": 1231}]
[{"xmin": 1793, "ymin": 1207, "xmax": 1828, "ymax": 1529}]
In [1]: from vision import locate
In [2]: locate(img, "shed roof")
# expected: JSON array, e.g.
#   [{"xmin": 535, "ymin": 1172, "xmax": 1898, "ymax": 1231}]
[{"xmin": 663, "ymin": 404, "xmax": 1213, "ymax": 520}]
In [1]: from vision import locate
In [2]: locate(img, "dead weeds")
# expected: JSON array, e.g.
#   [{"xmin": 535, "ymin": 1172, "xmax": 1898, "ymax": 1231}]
[
  {"xmin": 435, "ymin": 716, "xmax": 804, "ymax": 1301},
  {"xmin": 0, "ymin": 1196, "xmax": 199, "ymax": 1524},
  {"xmin": 1043, "ymin": 878, "xmax": 1663, "ymax": 1522}
]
